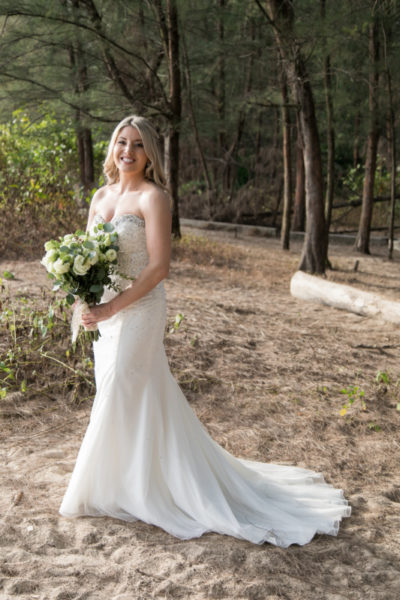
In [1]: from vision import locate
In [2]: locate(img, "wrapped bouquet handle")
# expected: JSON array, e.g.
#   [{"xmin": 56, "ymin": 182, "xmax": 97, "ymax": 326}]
[{"xmin": 71, "ymin": 299, "xmax": 98, "ymax": 343}]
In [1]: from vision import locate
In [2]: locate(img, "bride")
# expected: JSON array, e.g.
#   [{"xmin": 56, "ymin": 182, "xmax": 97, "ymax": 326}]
[{"xmin": 59, "ymin": 115, "xmax": 351, "ymax": 547}]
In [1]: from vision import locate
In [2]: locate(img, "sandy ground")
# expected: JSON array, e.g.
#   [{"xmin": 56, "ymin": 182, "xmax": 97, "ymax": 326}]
[{"xmin": 1, "ymin": 228, "xmax": 400, "ymax": 600}]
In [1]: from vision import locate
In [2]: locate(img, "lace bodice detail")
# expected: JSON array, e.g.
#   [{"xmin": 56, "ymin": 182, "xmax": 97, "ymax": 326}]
[{"xmin": 92, "ymin": 213, "xmax": 148, "ymax": 283}]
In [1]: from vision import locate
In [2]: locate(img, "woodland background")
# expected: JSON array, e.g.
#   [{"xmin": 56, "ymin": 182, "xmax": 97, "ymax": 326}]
[
  {"xmin": 0, "ymin": 0, "xmax": 399, "ymax": 272},
  {"xmin": 1, "ymin": 4, "xmax": 400, "ymax": 598}
]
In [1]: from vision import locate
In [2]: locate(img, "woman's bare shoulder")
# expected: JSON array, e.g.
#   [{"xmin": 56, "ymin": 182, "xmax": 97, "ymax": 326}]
[{"xmin": 139, "ymin": 183, "xmax": 171, "ymax": 216}]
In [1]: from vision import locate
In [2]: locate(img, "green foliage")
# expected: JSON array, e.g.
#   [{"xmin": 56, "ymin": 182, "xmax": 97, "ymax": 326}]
[
  {"xmin": 339, "ymin": 371, "xmax": 400, "ymax": 430},
  {"xmin": 0, "ymin": 290, "xmax": 94, "ymax": 404},
  {"xmin": 0, "ymin": 110, "xmax": 78, "ymax": 207},
  {"xmin": 342, "ymin": 157, "xmax": 392, "ymax": 201},
  {"xmin": 2, "ymin": 271, "xmax": 15, "ymax": 280},
  {"xmin": 339, "ymin": 385, "xmax": 366, "ymax": 416},
  {"xmin": 170, "ymin": 312, "xmax": 184, "ymax": 334},
  {"xmin": 376, "ymin": 370, "xmax": 390, "ymax": 385}
]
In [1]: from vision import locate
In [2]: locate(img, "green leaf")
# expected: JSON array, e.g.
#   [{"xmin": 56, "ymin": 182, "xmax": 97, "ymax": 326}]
[
  {"xmin": 83, "ymin": 240, "xmax": 95, "ymax": 249},
  {"xmin": 89, "ymin": 284, "xmax": 103, "ymax": 293},
  {"xmin": 66, "ymin": 293, "xmax": 75, "ymax": 305},
  {"xmin": 376, "ymin": 371, "xmax": 390, "ymax": 385},
  {"xmin": 3, "ymin": 270, "xmax": 15, "ymax": 280},
  {"xmin": 52, "ymin": 281, "xmax": 62, "ymax": 291},
  {"xmin": 103, "ymin": 222, "xmax": 114, "ymax": 232},
  {"xmin": 20, "ymin": 380, "xmax": 27, "ymax": 392},
  {"xmin": 95, "ymin": 267, "xmax": 105, "ymax": 281}
]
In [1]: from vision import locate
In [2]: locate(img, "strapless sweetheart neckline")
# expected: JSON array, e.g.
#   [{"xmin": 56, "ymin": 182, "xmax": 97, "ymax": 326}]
[{"xmin": 94, "ymin": 212, "xmax": 145, "ymax": 227}]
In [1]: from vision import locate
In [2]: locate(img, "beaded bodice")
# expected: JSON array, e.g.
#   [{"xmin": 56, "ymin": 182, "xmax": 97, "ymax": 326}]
[{"xmin": 92, "ymin": 213, "xmax": 148, "ymax": 283}]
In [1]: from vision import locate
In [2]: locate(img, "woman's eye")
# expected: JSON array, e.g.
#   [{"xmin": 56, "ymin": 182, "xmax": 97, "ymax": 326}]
[{"xmin": 117, "ymin": 140, "xmax": 126, "ymax": 145}]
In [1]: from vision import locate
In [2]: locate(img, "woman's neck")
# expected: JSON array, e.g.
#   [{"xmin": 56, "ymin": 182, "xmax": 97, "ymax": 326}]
[{"xmin": 117, "ymin": 171, "xmax": 146, "ymax": 193}]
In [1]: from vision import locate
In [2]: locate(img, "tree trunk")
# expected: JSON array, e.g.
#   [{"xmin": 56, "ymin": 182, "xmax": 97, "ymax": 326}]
[
  {"xmin": 297, "ymin": 63, "xmax": 327, "ymax": 273},
  {"xmin": 292, "ymin": 111, "xmax": 305, "ymax": 231},
  {"xmin": 382, "ymin": 16, "xmax": 396, "ymax": 259},
  {"xmin": 355, "ymin": 14, "xmax": 380, "ymax": 254},
  {"xmin": 164, "ymin": 131, "xmax": 180, "ymax": 236},
  {"xmin": 68, "ymin": 0, "xmax": 94, "ymax": 203},
  {"xmin": 166, "ymin": 0, "xmax": 181, "ymax": 238},
  {"xmin": 291, "ymin": 271, "xmax": 400, "ymax": 325},
  {"xmin": 321, "ymin": 0, "xmax": 335, "ymax": 234},
  {"xmin": 279, "ymin": 57, "xmax": 292, "ymax": 250},
  {"xmin": 266, "ymin": 0, "xmax": 327, "ymax": 273}
]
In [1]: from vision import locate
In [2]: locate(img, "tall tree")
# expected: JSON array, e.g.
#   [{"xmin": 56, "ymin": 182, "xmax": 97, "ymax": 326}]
[
  {"xmin": 355, "ymin": 4, "xmax": 381, "ymax": 254},
  {"xmin": 68, "ymin": 0, "xmax": 94, "ymax": 202},
  {"xmin": 292, "ymin": 112, "xmax": 305, "ymax": 232},
  {"xmin": 151, "ymin": 0, "xmax": 182, "ymax": 238},
  {"xmin": 320, "ymin": 0, "xmax": 335, "ymax": 234},
  {"xmin": 277, "ymin": 51, "xmax": 292, "ymax": 249},
  {"xmin": 262, "ymin": 0, "xmax": 327, "ymax": 273},
  {"xmin": 382, "ymin": 3, "xmax": 397, "ymax": 259}
]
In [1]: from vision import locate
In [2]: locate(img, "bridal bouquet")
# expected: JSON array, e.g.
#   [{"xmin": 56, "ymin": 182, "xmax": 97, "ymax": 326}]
[{"xmin": 41, "ymin": 223, "xmax": 120, "ymax": 342}]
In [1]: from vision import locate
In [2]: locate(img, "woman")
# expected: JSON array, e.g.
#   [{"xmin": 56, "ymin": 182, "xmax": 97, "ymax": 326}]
[{"xmin": 60, "ymin": 115, "xmax": 351, "ymax": 547}]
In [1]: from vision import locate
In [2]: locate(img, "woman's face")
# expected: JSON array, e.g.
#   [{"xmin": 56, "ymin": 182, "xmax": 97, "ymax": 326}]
[{"xmin": 113, "ymin": 126, "xmax": 148, "ymax": 176}]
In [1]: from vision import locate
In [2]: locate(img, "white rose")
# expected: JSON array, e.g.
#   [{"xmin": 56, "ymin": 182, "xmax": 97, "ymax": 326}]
[
  {"xmin": 73, "ymin": 254, "xmax": 90, "ymax": 276},
  {"xmin": 87, "ymin": 250, "xmax": 99, "ymax": 266},
  {"xmin": 47, "ymin": 249, "xmax": 58, "ymax": 262},
  {"xmin": 41, "ymin": 256, "xmax": 50, "ymax": 270},
  {"xmin": 41, "ymin": 249, "xmax": 58, "ymax": 270},
  {"xmin": 44, "ymin": 240, "xmax": 57, "ymax": 252},
  {"xmin": 52, "ymin": 258, "xmax": 71, "ymax": 275},
  {"xmin": 63, "ymin": 234, "xmax": 75, "ymax": 244},
  {"xmin": 105, "ymin": 249, "xmax": 117, "ymax": 262}
]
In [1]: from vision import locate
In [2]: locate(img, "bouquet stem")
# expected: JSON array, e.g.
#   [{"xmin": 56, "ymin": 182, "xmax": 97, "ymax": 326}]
[{"xmin": 71, "ymin": 299, "xmax": 100, "ymax": 343}]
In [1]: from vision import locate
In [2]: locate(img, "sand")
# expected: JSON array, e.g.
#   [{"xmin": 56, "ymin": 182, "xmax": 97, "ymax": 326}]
[{"xmin": 1, "ymin": 228, "xmax": 400, "ymax": 599}]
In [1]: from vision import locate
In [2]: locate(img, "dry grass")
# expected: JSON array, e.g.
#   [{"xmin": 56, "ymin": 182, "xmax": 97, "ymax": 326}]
[{"xmin": 1, "ymin": 228, "xmax": 400, "ymax": 599}]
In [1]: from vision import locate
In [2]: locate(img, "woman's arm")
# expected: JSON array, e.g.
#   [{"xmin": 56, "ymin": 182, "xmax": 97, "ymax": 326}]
[{"xmin": 81, "ymin": 188, "xmax": 171, "ymax": 326}]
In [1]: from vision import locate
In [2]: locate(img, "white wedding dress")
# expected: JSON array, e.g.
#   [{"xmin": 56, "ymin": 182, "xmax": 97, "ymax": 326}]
[{"xmin": 60, "ymin": 213, "xmax": 351, "ymax": 547}]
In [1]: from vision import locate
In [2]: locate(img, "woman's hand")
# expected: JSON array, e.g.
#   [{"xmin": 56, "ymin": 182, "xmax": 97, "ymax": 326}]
[{"xmin": 81, "ymin": 302, "xmax": 114, "ymax": 327}]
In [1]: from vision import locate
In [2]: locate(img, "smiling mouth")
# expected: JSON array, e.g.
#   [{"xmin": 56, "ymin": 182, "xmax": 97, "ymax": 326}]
[{"xmin": 121, "ymin": 157, "xmax": 134, "ymax": 164}]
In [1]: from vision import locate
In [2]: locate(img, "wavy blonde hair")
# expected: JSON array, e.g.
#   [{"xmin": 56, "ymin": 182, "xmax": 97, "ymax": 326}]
[{"xmin": 103, "ymin": 115, "xmax": 167, "ymax": 189}]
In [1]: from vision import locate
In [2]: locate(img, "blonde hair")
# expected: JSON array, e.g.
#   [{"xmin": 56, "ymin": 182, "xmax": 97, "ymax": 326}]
[{"xmin": 103, "ymin": 115, "xmax": 167, "ymax": 189}]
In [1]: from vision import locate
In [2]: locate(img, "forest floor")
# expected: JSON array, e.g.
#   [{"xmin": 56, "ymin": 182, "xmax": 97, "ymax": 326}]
[{"xmin": 1, "ymin": 227, "xmax": 400, "ymax": 600}]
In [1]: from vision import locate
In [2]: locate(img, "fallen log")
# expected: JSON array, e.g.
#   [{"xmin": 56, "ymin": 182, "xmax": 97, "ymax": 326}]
[{"xmin": 290, "ymin": 271, "xmax": 400, "ymax": 324}]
